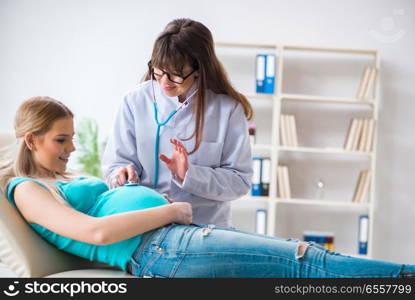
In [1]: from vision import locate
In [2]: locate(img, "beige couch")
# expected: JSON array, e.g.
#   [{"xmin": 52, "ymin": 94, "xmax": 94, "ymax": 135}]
[{"xmin": 0, "ymin": 132, "xmax": 134, "ymax": 278}]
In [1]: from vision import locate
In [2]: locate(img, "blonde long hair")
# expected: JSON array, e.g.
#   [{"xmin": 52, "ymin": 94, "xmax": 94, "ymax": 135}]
[{"xmin": 0, "ymin": 96, "xmax": 74, "ymax": 204}]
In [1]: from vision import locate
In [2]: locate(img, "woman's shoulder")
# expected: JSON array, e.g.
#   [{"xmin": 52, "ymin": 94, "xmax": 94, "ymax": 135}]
[
  {"xmin": 6, "ymin": 177, "xmax": 46, "ymax": 206},
  {"xmin": 8, "ymin": 177, "xmax": 44, "ymax": 189}
]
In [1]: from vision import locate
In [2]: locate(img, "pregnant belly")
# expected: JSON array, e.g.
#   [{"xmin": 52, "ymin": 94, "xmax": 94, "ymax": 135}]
[{"xmin": 90, "ymin": 185, "xmax": 169, "ymax": 217}]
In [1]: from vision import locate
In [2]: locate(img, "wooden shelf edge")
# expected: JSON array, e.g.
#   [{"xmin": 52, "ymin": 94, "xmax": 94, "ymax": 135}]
[
  {"xmin": 278, "ymin": 146, "xmax": 374, "ymax": 157},
  {"xmin": 236, "ymin": 197, "xmax": 371, "ymax": 208},
  {"xmin": 283, "ymin": 44, "xmax": 377, "ymax": 55},
  {"xmin": 214, "ymin": 41, "xmax": 277, "ymax": 49},
  {"xmin": 252, "ymin": 144, "xmax": 272, "ymax": 151},
  {"xmin": 237, "ymin": 196, "xmax": 270, "ymax": 201},
  {"xmin": 274, "ymin": 198, "xmax": 371, "ymax": 207},
  {"xmin": 280, "ymin": 93, "xmax": 375, "ymax": 106},
  {"xmin": 245, "ymin": 93, "xmax": 275, "ymax": 99},
  {"xmin": 214, "ymin": 42, "xmax": 377, "ymax": 55}
]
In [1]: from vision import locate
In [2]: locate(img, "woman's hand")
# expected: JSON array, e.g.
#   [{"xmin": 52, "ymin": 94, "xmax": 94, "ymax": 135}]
[
  {"xmin": 159, "ymin": 138, "xmax": 189, "ymax": 182},
  {"xmin": 112, "ymin": 165, "xmax": 138, "ymax": 186},
  {"xmin": 170, "ymin": 202, "xmax": 192, "ymax": 225},
  {"xmin": 162, "ymin": 193, "xmax": 174, "ymax": 203}
]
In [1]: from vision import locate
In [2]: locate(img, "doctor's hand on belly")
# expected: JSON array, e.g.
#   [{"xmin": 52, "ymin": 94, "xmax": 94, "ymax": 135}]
[
  {"xmin": 112, "ymin": 138, "xmax": 184, "ymax": 203},
  {"xmin": 159, "ymin": 138, "xmax": 189, "ymax": 183},
  {"xmin": 112, "ymin": 165, "xmax": 139, "ymax": 186}
]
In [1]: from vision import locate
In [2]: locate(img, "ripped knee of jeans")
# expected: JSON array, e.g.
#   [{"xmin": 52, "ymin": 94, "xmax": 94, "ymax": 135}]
[{"xmin": 295, "ymin": 242, "xmax": 309, "ymax": 259}]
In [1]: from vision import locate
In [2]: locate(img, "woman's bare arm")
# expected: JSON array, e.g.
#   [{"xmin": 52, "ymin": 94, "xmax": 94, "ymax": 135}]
[{"xmin": 14, "ymin": 181, "xmax": 192, "ymax": 245}]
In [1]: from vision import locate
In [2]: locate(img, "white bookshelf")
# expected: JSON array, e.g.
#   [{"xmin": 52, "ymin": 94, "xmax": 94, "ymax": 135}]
[
  {"xmin": 216, "ymin": 41, "xmax": 379, "ymax": 259},
  {"xmin": 281, "ymin": 93, "xmax": 375, "ymax": 107},
  {"xmin": 278, "ymin": 145, "xmax": 374, "ymax": 157}
]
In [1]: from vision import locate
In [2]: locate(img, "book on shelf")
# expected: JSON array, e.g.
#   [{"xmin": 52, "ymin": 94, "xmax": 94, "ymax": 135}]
[
  {"xmin": 248, "ymin": 123, "xmax": 256, "ymax": 145},
  {"xmin": 352, "ymin": 171, "xmax": 365, "ymax": 203},
  {"xmin": 344, "ymin": 118, "xmax": 358, "ymax": 151},
  {"xmin": 256, "ymin": 54, "xmax": 276, "ymax": 94},
  {"xmin": 251, "ymin": 157, "xmax": 271, "ymax": 196},
  {"xmin": 282, "ymin": 166, "xmax": 291, "ymax": 199},
  {"xmin": 358, "ymin": 215, "xmax": 369, "ymax": 255},
  {"xmin": 279, "ymin": 114, "xmax": 298, "ymax": 147},
  {"xmin": 356, "ymin": 66, "xmax": 371, "ymax": 100},
  {"xmin": 285, "ymin": 115, "xmax": 293, "ymax": 146},
  {"xmin": 264, "ymin": 54, "xmax": 276, "ymax": 94},
  {"xmin": 303, "ymin": 231, "xmax": 335, "ymax": 251},
  {"xmin": 255, "ymin": 54, "xmax": 265, "ymax": 93},
  {"xmin": 261, "ymin": 158, "xmax": 271, "ymax": 196},
  {"xmin": 359, "ymin": 118, "xmax": 375, "ymax": 152},
  {"xmin": 356, "ymin": 66, "xmax": 377, "ymax": 100},
  {"xmin": 359, "ymin": 171, "xmax": 371, "ymax": 203},
  {"xmin": 352, "ymin": 170, "xmax": 371, "ymax": 203},
  {"xmin": 279, "ymin": 115, "xmax": 288, "ymax": 146},
  {"xmin": 277, "ymin": 165, "xmax": 285, "ymax": 198},
  {"xmin": 358, "ymin": 119, "xmax": 370, "ymax": 152},
  {"xmin": 288, "ymin": 115, "xmax": 298, "ymax": 147},
  {"xmin": 364, "ymin": 119, "xmax": 375, "ymax": 152},
  {"xmin": 363, "ymin": 67, "xmax": 377, "ymax": 99},
  {"xmin": 277, "ymin": 165, "xmax": 291, "ymax": 199},
  {"xmin": 252, "ymin": 157, "xmax": 262, "ymax": 196},
  {"xmin": 351, "ymin": 119, "xmax": 363, "ymax": 151},
  {"xmin": 255, "ymin": 209, "xmax": 267, "ymax": 235},
  {"xmin": 344, "ymin": 118, "xmax": 375, "ymax": 152}
]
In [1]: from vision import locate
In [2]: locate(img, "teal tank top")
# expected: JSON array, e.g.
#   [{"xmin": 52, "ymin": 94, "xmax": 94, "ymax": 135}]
[{"xmin": 7, "ymin": 177, "xmax": 169, "ymax": 271}]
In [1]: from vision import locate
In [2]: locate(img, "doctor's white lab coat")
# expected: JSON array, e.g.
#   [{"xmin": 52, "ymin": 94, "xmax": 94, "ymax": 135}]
[{"xmin": 102, "ymin": 80, "xmax": 253, "ymax": 227}]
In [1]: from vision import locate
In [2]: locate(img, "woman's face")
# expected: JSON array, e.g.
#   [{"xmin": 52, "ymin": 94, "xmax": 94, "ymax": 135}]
[
  {"xmin": 29, "ymin": 117, "xmax": 76, "ymax": 175},
  {"xmin": 153, "ymin": 63, "xmax": 198, "ymax": 100}
]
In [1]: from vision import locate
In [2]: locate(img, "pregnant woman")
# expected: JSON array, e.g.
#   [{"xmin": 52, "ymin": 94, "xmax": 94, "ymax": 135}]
[{"xmin": 1, "ymin": 96, "xmax": 414, "ymax": 278}]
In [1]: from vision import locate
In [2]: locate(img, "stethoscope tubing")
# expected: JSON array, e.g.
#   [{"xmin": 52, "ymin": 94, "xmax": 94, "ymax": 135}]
[{"xmin": 151, "ymin": 79, "xmax": 198, "ymax": 188}]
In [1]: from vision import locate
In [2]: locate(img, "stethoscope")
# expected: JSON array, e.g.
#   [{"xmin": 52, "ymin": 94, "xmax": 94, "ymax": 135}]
[{"xmin": 151, "ymin": 79, "xmax": 198, "ymax": 188}]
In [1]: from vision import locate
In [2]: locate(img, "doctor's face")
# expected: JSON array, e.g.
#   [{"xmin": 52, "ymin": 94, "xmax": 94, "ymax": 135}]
[{"xmin": 153, "ymin": 64, "xmax": 198, "ymax": 101}]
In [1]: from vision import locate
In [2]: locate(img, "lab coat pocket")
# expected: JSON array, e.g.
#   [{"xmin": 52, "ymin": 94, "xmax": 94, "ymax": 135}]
[{"xmin": 193, "ymin": 141, "xmax": 223, "ymax": 167}]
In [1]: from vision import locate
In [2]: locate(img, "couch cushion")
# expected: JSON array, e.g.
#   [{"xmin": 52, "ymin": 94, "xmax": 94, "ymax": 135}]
[
  {"xmin": 0, "ymin": 192, "xmax": 100, "ymax": 277},
  {"xmin": 45, "ymin": 269, "xmax": 136, "ymax": 278}
]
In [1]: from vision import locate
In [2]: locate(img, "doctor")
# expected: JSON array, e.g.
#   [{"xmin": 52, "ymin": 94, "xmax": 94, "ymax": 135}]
[{"xmin": 102, "ymin": 18, "xmax": 253, "ymax": 227}]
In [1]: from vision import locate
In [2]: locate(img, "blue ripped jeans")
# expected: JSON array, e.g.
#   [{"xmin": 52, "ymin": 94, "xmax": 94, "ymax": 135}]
[{"xmin": 127, "ymin": 223, "xmax": 415, "ymax": 278}]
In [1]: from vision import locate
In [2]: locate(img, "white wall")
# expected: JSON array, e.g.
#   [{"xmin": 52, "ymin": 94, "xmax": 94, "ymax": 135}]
[{"xmin": 1, "ymin": 0, "xmax": 414, "ymax": 263}]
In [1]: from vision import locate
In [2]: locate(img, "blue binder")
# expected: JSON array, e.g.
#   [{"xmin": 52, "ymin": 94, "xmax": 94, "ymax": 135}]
[
  {"xmin": 261, "ymin": 158, "xmax": 270, "ymax": 196},
  {"xmin": 358, "ymin": 215, "xmax": 369, "ymax": 255},
  {"xmin": 255, "ymin": 55, "xmax": 266, "ymax": 93},
  {"xmin": 255, "ymin": 209, "xmax": 267, "ymax": 235},
  {"xmin": 264, "ymin": 54, "xmax": 276, "ymax": 94},
  {"xmin": 251, "ymin": 157, "xmax": 262, "ymax": 196}
]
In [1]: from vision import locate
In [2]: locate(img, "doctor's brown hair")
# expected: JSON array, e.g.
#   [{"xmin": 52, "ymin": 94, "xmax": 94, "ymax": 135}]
[{"xmin": 144, "ymin": 18, "xmax": 253, "ymax": 154}]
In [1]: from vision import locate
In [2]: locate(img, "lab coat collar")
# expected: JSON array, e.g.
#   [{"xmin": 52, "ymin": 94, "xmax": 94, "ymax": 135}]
[
  {"xmin": 181, "ymin": 82, "xmax": 198, "ymax": 106},
  {"xmin": 152, "ymin": 80, "xmax": 197, "ymax": 129}
]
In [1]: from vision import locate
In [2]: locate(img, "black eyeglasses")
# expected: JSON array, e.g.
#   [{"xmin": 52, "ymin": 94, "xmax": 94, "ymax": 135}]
[{"xmin": 151, "ymin": 67, "xmax": 197, "ymax": 84}]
